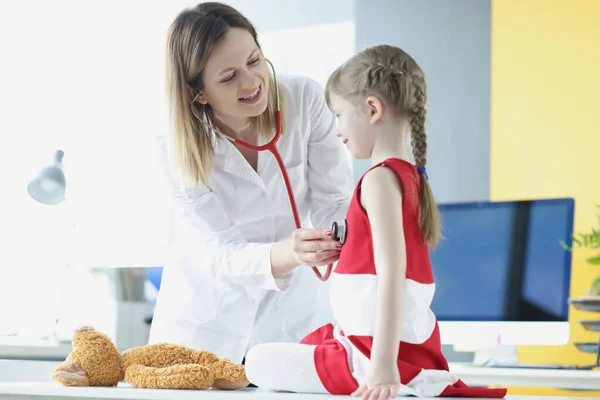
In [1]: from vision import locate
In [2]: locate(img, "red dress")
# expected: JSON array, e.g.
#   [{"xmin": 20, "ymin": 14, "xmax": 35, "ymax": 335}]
[{"xmin": 300, "ymin": 158, "xmax": 507, "ymax": 397}]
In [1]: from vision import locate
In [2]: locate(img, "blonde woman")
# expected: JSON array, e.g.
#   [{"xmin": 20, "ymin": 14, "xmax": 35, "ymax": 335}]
[{"xmin": 149, "ymin": 2, "xmax": 352, "ymax": 366}]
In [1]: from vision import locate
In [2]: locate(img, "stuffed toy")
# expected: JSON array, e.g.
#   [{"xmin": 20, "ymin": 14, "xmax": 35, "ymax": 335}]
[{"xmin": 52, "ymin": 326, "xmax": 249, "ymax": 390}]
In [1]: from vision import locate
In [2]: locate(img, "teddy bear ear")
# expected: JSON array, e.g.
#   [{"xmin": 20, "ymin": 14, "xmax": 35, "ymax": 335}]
[{"xmin": 56, "ymin": 362, "xmax": 89, "ymax": 384}]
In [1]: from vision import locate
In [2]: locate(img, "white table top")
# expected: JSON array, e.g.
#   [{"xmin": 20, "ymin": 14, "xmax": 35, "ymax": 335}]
[
  {"xmin": 449, "ymin": 363, "xmax": 600, "ymax": 391},
  {"xmin": 0, "ymin": 382, "xmax": 591, "ymax": 400},
  {"xmin": 2, "ymin": 360, "xmax": 600, "ymax": 398}
]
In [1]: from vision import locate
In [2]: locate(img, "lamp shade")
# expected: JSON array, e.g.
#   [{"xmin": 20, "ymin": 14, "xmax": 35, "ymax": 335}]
[{"xmin": 27, "ymin": 150, "xmax": 66, "ymax": 205}]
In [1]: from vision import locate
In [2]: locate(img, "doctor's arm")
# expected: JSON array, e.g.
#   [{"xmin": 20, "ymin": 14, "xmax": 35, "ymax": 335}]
[
  {"xmin": 157, "ymin": 138, "xmax": 335, "ymax": 291},
  {"xmin": 304, "ymin": 78, "xmax": 353, "ymax": 230},
  {"xmin": 157, "ymin": 137, "xmax": 295, "ymax": 291},
  {"xmin": 353, "ymin": 167, "xmax": 404, "ymax": 399}
]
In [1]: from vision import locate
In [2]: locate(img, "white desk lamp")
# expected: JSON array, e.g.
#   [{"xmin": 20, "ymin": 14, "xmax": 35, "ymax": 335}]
[
  {"xmin": 25, "ymin": 150, "xmax": 153, "ymax": 349},
  {"xmin": 27, "ymin": 150, "xmax": 66, "ymax": 205}
]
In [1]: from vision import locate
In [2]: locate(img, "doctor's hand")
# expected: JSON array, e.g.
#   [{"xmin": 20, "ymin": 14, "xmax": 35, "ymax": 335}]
[
  {"xmin": 291, "ymin": 228, "xmax": 341, "ymax": 266},
  {"xmin": 270, "ymin": 228, "xmax": 341, "ymax": 277}
]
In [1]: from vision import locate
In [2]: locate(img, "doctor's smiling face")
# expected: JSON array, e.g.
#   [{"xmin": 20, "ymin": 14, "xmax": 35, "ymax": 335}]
[
  {"xmin": 168, "ymin": 2, "xmax": 282, "ymax": 184},
  {"xmin": 196, "ymin": 28, "xmax": 270, "ymax": 125}
]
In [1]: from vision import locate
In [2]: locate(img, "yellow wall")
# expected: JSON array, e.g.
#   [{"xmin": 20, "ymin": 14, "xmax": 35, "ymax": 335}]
[{"xmin": 490, "ymin": 0, "xmax": 600, "ymax": 395}]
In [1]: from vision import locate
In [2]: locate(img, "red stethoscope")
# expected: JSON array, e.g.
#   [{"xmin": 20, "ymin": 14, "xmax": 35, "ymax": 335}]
[{"xmin": 191, "ymin": 59, "xmax": 347, "ymax": 282}]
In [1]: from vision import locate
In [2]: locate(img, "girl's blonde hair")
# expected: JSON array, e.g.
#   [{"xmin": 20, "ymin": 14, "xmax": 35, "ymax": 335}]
[
  {"xmin": 325, "ymin": 44, "xmax": 441, "ymax": 247},
  {"xmin": 166, "ymin": 2, "xmax": 285, "ymax": 187}
]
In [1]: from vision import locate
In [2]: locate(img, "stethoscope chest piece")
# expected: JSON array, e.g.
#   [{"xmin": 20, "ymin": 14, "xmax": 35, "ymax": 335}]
[{"xmin": 331, "ymin": 219, "xmax": 348, "ymax": 244}]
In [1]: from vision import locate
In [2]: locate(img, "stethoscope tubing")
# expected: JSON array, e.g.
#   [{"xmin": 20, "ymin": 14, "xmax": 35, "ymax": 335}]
[{"xmin": 190, "ymin": 59, "xmax": 334, "ymax": 281}]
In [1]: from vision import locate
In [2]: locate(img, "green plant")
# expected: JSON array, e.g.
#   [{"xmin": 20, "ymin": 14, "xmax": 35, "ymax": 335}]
[
  {"xmin": 561, "ymin": 205, "xmax": 600, "ymax": 295},
  {"xmin": 561, "ymin": 204, "xmax": 600, "ymax": 265}
]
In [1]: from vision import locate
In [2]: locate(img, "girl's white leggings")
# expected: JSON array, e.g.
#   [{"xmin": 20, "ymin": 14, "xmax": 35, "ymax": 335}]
[{"xmin": 244, "ymin": 342, "xmax": 329, "ymax": 394}]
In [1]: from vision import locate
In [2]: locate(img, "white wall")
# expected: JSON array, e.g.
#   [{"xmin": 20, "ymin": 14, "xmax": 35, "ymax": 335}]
[
  {"xmin": 0, "ymin": 0, "xmax": 184, "ymax": 337},
  {"xmin": 185, "ymin": 0, "xmax": 354, "ymax": 32}
]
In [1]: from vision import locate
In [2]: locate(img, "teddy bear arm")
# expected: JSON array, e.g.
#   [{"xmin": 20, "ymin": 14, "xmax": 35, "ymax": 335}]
[
  {"xmin": 212, "ymin": 380, "xmax": 251, "ymax": 390},
  {"xmin": 210, "ymin": 359, "xmax": 249, "ymax": 390}
]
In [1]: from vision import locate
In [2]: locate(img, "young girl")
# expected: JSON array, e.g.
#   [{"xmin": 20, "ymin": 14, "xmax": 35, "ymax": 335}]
[{"xmin": 244, "ymin": 44, "xmax": 507, "ymax": 399}]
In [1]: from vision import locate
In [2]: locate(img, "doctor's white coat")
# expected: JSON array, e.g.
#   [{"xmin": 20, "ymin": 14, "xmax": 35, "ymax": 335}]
[{"xmin": 149, "ymin": 75, "xmax": 353, "ymax": 363}]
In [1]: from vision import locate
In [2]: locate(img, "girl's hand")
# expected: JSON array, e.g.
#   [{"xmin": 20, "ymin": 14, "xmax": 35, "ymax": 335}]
[{"xmin": 351, "ymin": 364, "xmax": 401, "ymax": 400}]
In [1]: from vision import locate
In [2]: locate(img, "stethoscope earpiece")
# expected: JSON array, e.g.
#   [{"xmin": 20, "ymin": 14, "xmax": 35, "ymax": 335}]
[{"xmin": 331, "ymin": 219, "xmax": 348, "ymax": 245}]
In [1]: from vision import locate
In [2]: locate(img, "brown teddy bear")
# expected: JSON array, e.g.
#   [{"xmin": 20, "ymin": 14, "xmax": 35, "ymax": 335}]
[{"xmin": 52, "ymin": 326, "xmax": 249, "ymax": 390}]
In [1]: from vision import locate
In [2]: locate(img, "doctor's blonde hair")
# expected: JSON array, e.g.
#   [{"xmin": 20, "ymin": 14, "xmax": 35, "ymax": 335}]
[
  {"xmin": 325, "ymin": 44, "xmax": 441, "ymax": 247},
  {"xmin": 166, "ymin": 2, "xmax": 285, "ymax": 187}
]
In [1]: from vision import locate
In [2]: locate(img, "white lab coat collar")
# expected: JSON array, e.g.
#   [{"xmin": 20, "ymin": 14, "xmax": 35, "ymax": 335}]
[
  {"xmin": 203, "ymin": 111, "xmax": 266, "ymax": 188},
  {"xmin": 187, "ymin": 109, "xmax": 256, "ymax": 184}
]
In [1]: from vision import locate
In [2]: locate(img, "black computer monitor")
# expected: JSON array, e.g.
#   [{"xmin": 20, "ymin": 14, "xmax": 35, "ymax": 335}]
[{"xmin": 430, "ymin": 197, "xmax": 574, "ymax": 346}]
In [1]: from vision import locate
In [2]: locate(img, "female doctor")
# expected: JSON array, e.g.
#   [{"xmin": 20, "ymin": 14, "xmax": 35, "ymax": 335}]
[{"xmin": 149, "ymin": 2, "xmax": 353, "ymax": 365}]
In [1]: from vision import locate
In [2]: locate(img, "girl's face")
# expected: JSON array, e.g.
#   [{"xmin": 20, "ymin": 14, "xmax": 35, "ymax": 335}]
[{"xmin": 329, "ymin": 93, "xmax": 376, "ymax": 159}]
